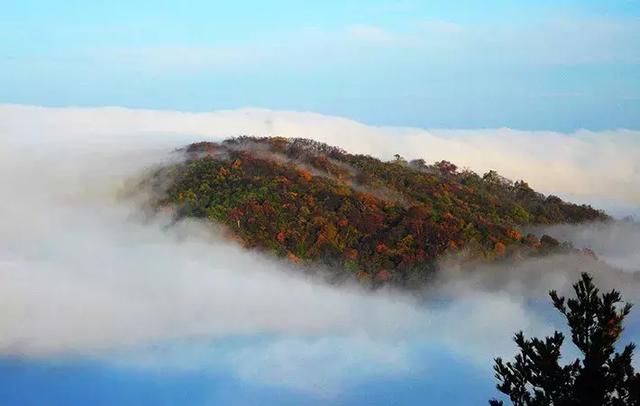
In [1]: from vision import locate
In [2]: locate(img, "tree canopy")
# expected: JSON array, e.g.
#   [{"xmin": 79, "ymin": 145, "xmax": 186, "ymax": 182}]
[
  {"xmin": 144, "ymin": 137, "xmax": 608, "ymax": 287},
  {"xmin": 491, "ymin": 273, "xmax": 640, "ymax": 406}
]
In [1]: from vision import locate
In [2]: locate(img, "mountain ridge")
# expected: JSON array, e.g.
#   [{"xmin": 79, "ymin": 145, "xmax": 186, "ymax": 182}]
[{"xmin": 144, "ymin": 136, "xmax": 608, "ymax": 287}]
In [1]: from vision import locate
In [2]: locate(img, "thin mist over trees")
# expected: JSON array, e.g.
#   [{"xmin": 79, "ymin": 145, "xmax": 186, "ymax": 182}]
[{"xmin": 145, "ymin": 137, "xmax": 607, "ymax": 287}]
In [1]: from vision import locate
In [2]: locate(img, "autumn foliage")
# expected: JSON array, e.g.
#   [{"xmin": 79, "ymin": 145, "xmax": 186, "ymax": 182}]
[{"xmin": 146, "ymin": 137, "xmax": 608, "ymax": 287}]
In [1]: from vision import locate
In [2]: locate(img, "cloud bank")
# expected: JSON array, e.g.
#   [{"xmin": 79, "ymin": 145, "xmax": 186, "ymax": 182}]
[
  {"xmin": 2, "ymin": 104, "xmax": 639, "ymax": 210},
  {"xmin": 1, "ymin": 105, "xmax": 639, "ymax": 395}
]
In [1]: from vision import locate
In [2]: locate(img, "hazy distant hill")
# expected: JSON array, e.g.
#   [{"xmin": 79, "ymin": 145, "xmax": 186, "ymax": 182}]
[{"xmin": 145, "ymin": 136, "xmax": 608, "ymax": 286}]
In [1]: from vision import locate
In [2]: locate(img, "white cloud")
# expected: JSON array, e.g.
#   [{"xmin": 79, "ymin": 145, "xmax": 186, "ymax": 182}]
[
  {"xmin": 529, "ymin": 222, "xmax": 640, "ymax": 273},
  {"xmin": 346, "ymin": 24, "xmax": 396, "ymax": 44},
  {"xmin": 93, "ymin": 45, "xmax": 261, "ymax": 73},
  {"xmin": 7, "ymin": 15, "xmax": 637, "ymax": 78},
  {"xmin": 228, "ymin": 336, "xmax": 412, "ymax": 395},
  {"xmin": 0, "ymin": 105, "xmax": 639, "ymax": 394},
  {"xmin": 340, "ymin": 17, "xmax": 640, "ymax": 66},
  {"xmin": 2, "ymin": 105, "xmax": 639, "ymax": 207}
]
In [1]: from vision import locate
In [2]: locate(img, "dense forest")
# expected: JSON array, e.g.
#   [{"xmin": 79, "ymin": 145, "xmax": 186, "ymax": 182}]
[{"xmin": 144, "ymin": 136, "xmax": 608, "ymax": 287}]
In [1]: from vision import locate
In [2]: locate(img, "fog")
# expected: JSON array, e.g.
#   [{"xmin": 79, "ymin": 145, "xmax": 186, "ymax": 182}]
[
  {"xmin": 1, "ymin": 105, "xmax": 639, "ymax": 394},
  {"xmin": 2, "ymin": 104, "xmax": 639, "ymax": 209},
  {"xmin": 528, "ymin": 222, "xmax": 640, "ymax": 273}
]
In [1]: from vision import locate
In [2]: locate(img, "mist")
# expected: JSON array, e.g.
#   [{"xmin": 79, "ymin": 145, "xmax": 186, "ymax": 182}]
[
  {"xmin": 2, "ymin": 104, "xmax": 640, "ymax": 209},
  {"xmin": 529, "ymin": 222, "xmax": 640, "ymax": 273},
  {"xmin": 1, "ymin": 105, "xmax": 639, "ymax": 398}
]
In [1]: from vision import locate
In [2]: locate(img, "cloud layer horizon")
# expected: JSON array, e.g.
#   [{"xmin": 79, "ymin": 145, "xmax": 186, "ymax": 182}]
[{"xmin": 1, "ymin": 105, "xmax": 639, "ymax": 397}]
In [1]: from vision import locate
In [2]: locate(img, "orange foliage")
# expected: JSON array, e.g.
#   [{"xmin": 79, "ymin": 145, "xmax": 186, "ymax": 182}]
[
  {"xmin": 276, "ymin": 230, "xmax": 287, "ymax": 243},
  {"xmin": 276, "ymin": 176, "xmax": 292, "ymax": 186},
  {"xmin": 287, "ymin": 252, "xmax": 301, "ymax": 264},
  {"xmin": 361, "ymin": 193, "xmax": 379, "ymax": 207},
  {"xmin": 161, "ymin": 137, "xmax": 608, "ymax": 287},
  {"xmin": 507, "ymin": 229, "xmax": 522, "ymax": 241},
  {"xmin": 322, "ymin": 223, "xmax": 338, "ymax": 243},
  {"xmin": 298, "ymin": 169, "xmax": 313, "ymax": 182},
  {"xmin": 345, "ymin": 249, "xmax": 358, "ymax": 260}
]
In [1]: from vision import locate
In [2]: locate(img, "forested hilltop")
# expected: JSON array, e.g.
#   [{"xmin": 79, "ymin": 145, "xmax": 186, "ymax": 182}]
[{"xmin": 145, "ymin": 136, "xmax": 608, "ymax": 286}]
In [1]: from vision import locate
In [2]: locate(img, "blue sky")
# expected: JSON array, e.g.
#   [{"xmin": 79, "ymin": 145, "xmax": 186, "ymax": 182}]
[
  {"xmin": 0, "ymin": 349, "xmax": 494, "ymax": 406},
  {"xmin": 2, "ymin": 0, "xmax": 639, "ymax": 130}
]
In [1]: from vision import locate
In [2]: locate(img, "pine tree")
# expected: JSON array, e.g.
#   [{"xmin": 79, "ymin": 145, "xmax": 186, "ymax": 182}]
[{"xmin": 490, "ymin": 273, "xmax": 640, "ymax": 405}]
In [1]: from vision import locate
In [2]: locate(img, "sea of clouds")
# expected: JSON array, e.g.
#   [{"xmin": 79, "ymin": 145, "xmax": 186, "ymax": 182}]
[{"xmin": 1, "ymin": 105, "xmax": 639, "ymax": 395}]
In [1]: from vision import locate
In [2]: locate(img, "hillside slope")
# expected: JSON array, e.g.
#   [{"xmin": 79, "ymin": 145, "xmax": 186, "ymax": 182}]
[{"xmin": 145, "ymin": 137, "xmax": 608, "ymax": 286}]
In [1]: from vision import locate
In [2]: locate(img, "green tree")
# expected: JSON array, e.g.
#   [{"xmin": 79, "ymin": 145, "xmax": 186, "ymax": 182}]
[{"xmin": 490, "ymin": 273, "xmax": 640, "ymax": 405}]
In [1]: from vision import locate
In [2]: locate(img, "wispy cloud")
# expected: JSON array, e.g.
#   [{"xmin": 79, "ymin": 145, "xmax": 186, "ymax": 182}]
[
  {"xmin": 91, "ymin": 45, "xmax": 261, "ymax": 73},
  {"xmin": 346, "ymin": 24, "xmax": 396, "ymax": 44},
  {"xmin": 17, "ymin": 15, "xmax": 636, "ymax": 75},
  {"xmin": 349, "ymin": 16, "xmax": 640, "ymax": 66}
]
